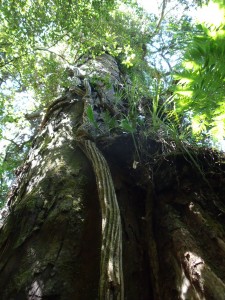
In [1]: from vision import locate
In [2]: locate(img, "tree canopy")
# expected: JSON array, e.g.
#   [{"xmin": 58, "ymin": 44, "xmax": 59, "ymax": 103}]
[{"xmin": 0, "ymin": 0, "xmax": 225, "ymax": 203}]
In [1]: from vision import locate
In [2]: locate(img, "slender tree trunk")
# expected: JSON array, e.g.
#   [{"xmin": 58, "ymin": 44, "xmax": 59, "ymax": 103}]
[{"xmin": 0, "ymin": 54, "xmax": 225, "ymax": 300}]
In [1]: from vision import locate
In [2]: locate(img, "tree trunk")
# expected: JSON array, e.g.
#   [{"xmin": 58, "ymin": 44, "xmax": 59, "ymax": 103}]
[{"xmin": 0, "ymin": 54, "xmax": 225, "ymax": 300}]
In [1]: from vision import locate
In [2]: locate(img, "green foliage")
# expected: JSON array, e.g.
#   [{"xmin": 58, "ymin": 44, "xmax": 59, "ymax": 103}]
[
  {"xmin": 147, "ymin": 78, "xmax": 191, "ymax": 145},
  {"xmin": 119, "ymin": 81, "xmax": 147, "ymax": 132},
  {"xmin": 120, "ymin": 117, "xmax": 136, "ymax": 133},
  {"xmin": 86, "ymin": 104, "xmax": 98, "ymax": 128},
  {"xmin": 101, "ymin": 111, "xmax": 118, "ymax": 132},
  {"xmin": 174, "ymin": 5, "xmax": 225, "ymax": 145},
  {"xmin": 0, "ymin": 0, "xmax": 149, "ymax": 99}
]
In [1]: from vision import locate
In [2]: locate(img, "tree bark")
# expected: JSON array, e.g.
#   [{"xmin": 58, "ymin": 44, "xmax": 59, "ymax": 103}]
[{"xmin": 0, "ymin": 54, "xmax": 225, "ymax": 300}]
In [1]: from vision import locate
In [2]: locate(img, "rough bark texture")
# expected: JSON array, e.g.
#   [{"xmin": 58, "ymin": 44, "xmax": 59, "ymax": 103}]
[
  {"xmin": 152, "ymin": 153, "xmax": 225, "ymax": 300},
  {"xmin": 0, "ymin": 97, "xmax": 102, "ymax": 299},
  {"xmin": 0, "ymin": 54, "xmax": 225, "ymax": 300}
]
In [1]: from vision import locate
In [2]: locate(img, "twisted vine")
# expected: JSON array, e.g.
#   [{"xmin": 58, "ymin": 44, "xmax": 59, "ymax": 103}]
[{"xmin": 76, "ymin": 78, "xmax": 124, "ymax": 299}]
